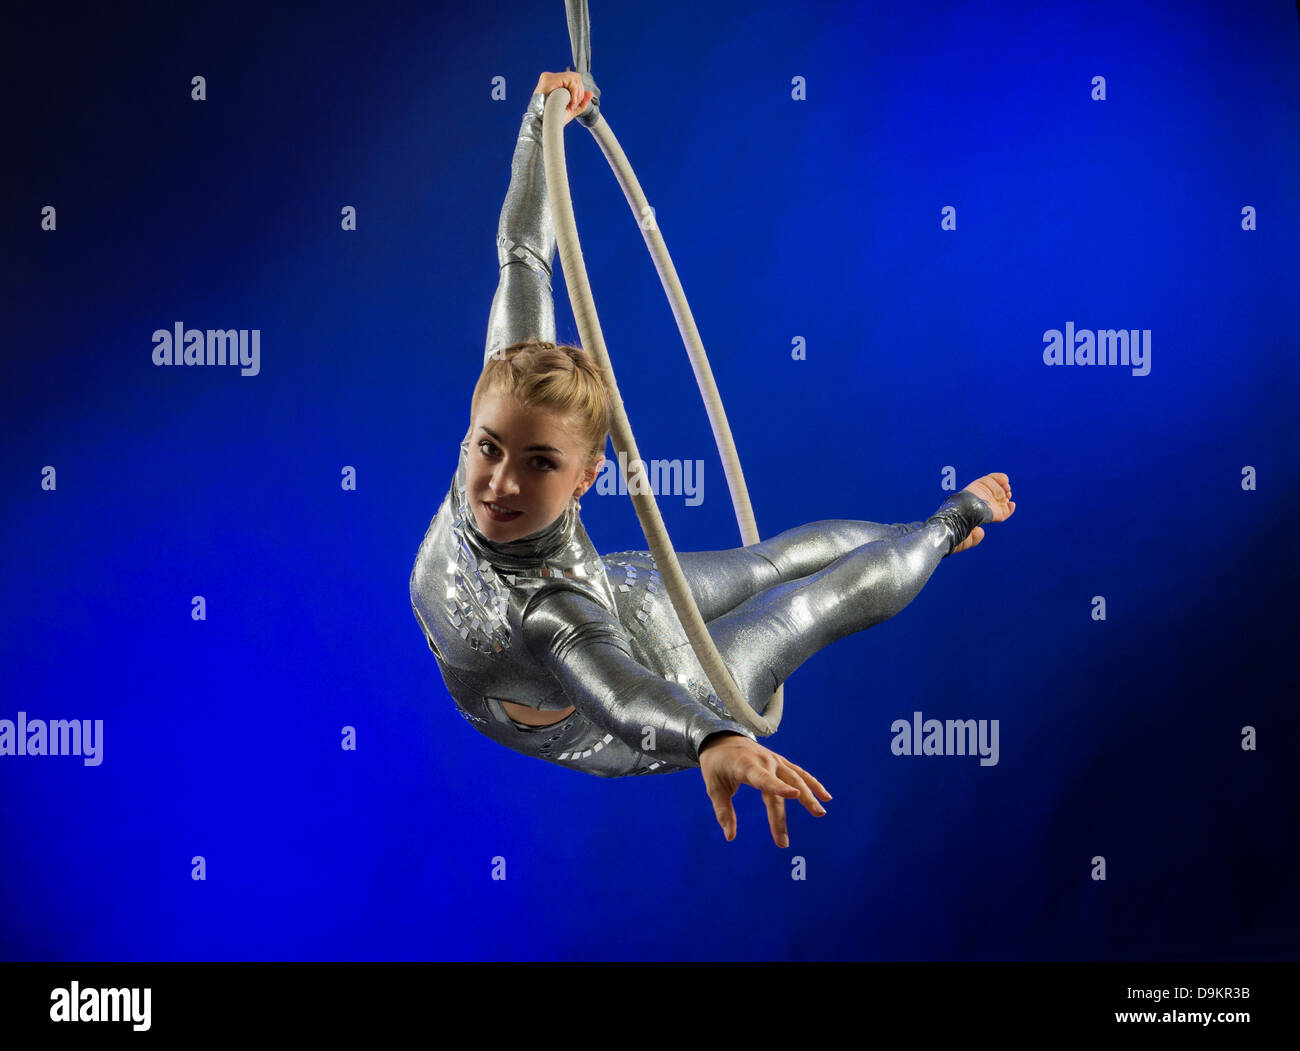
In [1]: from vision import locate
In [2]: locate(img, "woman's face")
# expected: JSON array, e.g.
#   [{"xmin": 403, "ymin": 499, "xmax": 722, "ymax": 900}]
[{"xmin": 466, "ymin": 391, "xmax": 604, "ymax": 543}]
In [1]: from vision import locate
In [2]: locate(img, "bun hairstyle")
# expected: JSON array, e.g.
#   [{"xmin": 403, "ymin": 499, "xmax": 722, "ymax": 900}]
[{"xmin": 472, "ymin": 340, "xmax": 612, "ymax": 466}]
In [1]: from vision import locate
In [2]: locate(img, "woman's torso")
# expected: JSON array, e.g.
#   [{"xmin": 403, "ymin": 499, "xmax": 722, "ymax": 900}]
[{"xmin": 409, "ymin": 441, "xmax": 741, "ymax": 776}]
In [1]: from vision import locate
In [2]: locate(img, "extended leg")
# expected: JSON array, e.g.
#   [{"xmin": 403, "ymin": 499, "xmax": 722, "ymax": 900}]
[
  {"xmin": 674, "ymin": 518, "xmax": 928, "ymax": 622},
  {"xmin": 703, "ymin": 491, "xmax": 992, "ymax": 715}
]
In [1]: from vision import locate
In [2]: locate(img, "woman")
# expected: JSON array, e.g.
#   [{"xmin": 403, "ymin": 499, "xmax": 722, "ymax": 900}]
[{"xmin": 410, "ymin": 71, "xmax": 1016, "ymax": 848}]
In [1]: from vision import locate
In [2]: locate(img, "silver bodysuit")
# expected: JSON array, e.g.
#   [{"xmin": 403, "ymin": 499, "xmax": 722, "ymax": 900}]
[{"xmin": 409, "ymin": 92, "xmax": 992, "ymax": 778}]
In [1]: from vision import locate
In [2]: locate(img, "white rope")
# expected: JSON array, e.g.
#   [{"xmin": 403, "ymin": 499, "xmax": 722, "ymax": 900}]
[{"xmin": 541, "ymin": 88, "xmax": 782, "ymax": 736}]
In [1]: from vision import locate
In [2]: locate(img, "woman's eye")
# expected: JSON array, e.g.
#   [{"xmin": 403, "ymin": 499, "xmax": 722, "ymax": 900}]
[{"xmin": 477, "ymin": 442, "xmax": 552, "ymax": 471}]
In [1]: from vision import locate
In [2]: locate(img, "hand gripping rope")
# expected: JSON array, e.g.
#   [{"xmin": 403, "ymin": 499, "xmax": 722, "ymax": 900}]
[{"xmin": 541, "ymin": 0, "xmax": 782, "ymax": 735}]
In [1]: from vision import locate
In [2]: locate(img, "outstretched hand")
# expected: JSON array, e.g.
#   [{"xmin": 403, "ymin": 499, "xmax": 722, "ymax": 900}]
[
  {"xmin": 533, "ymin": 71, "xmax": 593, "ymax": 126},
  {"xmin": 698, "ymin": 733, "xmax": 831, "ymax": 847}
]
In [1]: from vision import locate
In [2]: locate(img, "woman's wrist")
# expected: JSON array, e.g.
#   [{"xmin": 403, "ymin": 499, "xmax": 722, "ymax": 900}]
[{"xmin": 699, "ymin": 730, "xmax": 747, "ymax": 756}]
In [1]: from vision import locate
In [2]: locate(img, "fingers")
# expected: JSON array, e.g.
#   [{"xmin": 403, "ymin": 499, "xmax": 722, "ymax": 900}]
[
  {"xmin": 743, "ymin": 767, "xmax": 798, "ymax": 848},
  {"xmin": 708, "ymin": 788, "xmax": 738, "ymax": 842},
  {"xmin": 562, "ymin": 73, "xmax": 590, "ymax": 113},
  {"xmin": 707, "ymin": 743, "xmax": 832, "ymax": 848},
  {"xmin": 744, "ymin": 765, "xmax": 800, "ymax": 800},
  {"xmin": 702, "ymin": 763, "xmax": 740, "ymax": 842},
  {"xmin": 781, "ymin": 758, "xmax": 832, "ymax": 803},
  {"xmin": 766, "ymin": 751, "xmax": 829, "ymax": 816},
  {"xmin": 762, "ymin": 789, "xmax": 790, "ymax": 849},
  {"xmin": 769, "ymin": 765, "xmax": 828, "ymax": 848},
  {"xmin": 536, "ymin": 71, "xmax": 591, "ymax": 116}
]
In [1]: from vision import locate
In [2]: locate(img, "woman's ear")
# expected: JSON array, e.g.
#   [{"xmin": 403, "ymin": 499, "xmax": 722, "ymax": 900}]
[{"xmin": 577, "ymin": 454, "xmax": 605, "ymax": 497}]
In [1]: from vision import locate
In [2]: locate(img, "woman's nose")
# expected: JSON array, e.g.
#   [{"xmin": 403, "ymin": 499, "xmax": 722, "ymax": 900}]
[{"xmin": 490, "ymin": 462, "xmax": 521, "ymax": 495}]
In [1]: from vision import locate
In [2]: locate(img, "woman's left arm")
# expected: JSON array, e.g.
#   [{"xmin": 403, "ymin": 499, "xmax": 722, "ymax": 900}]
[{"xmin": 521, "ymin": 586, "xmax": 757, "ymax": 770}]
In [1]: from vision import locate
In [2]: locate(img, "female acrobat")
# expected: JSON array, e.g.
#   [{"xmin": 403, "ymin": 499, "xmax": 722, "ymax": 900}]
[{"xmin": 410, "ymin": 72, "xmax": 1016, "ymax": 847}]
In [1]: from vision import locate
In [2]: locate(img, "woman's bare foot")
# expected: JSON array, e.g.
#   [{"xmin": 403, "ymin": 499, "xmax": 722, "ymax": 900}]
[{"xmin": 951, "ymin": 473, "xmax": 1016, "ymax": 554}]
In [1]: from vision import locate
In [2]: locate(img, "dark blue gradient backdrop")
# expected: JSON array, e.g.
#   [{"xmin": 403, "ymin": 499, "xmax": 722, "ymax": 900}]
[{"xmin": 3, "ymin": 0, "xmax": 1297, "ymax": 961}]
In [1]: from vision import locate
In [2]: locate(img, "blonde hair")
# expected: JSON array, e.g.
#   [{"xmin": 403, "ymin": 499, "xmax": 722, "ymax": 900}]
[{"xmin": 471, "ymin": 340, "xmax": 611, "ymax": 466}]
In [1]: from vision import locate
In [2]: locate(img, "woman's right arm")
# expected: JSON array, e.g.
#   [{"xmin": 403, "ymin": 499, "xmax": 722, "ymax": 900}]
[{"xmin": 483, "ymin": 72, "xmax": 592, "ymax": 364}]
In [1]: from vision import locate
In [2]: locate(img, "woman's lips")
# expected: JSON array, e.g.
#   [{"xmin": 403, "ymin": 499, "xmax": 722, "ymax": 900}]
[{"xmin": 483, "ymin": 500, "xmax": 522, "ymax": 521}]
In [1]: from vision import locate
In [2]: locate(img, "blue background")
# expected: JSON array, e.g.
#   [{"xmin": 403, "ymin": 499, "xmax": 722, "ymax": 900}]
[{"xmin": 3, "ymin": 0, "xmax": 1297, "ymax": 961}]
